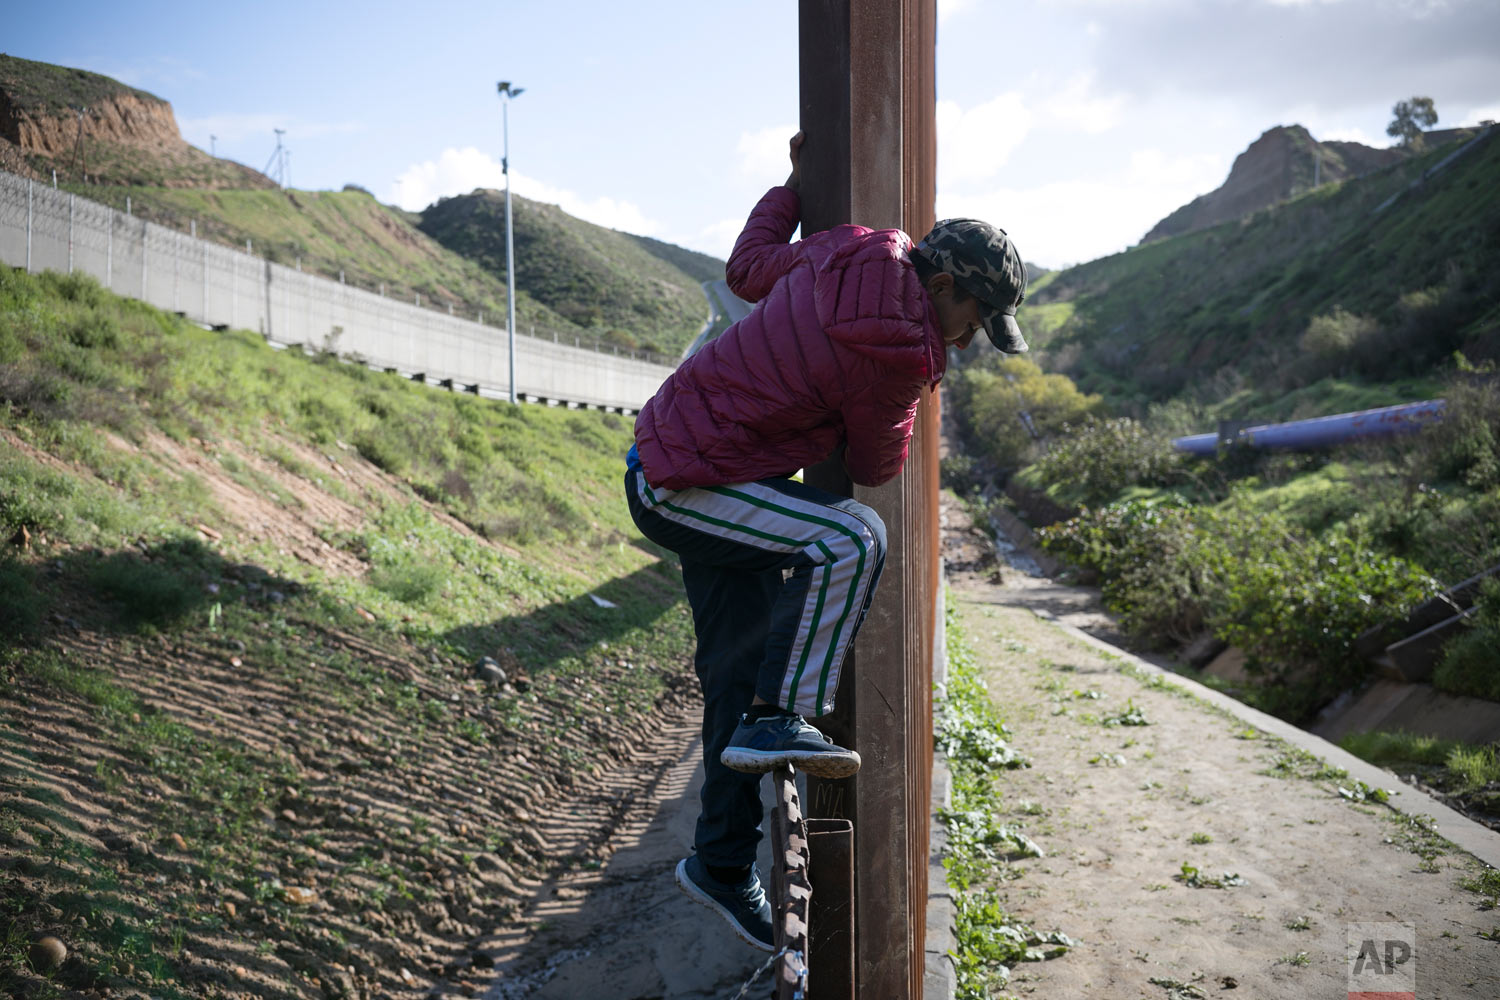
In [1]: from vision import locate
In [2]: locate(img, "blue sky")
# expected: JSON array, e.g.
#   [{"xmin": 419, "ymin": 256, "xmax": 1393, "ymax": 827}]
[{"xmin": 10, "ymin": 0, "xmax": 1500, "ymax": 269}]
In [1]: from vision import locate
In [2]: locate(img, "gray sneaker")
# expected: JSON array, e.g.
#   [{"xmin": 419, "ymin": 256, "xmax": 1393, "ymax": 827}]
[
  {"xmin": 719, "ymin": 712, "xmax": 861, "ymax": 778},
  {"xmin": 675, "ymin": 855, "xmax": 774, "ymax": 952}
]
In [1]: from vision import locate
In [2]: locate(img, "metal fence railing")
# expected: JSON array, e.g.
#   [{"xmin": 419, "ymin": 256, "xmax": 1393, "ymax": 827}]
[{"xmin": 0, "ymin": 169, "xmax": 675, "ymax": 413}]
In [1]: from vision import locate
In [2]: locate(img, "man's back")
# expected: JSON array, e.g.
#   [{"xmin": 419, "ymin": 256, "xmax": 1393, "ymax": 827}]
[{"xmin": 634, "ymin": 186, "xmax": 944, "ymax": 492}]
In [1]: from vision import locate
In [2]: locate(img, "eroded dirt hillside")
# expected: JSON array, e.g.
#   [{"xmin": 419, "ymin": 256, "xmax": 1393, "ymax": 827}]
[{"xmin": 2, "ymin": 415, "xmax": 703, "ymax": 1000}]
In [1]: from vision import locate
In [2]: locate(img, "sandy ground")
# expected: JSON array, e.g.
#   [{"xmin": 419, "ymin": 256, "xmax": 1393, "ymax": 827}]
[
  {"xmin": 943, "ymin": 497, "xmax": 1500, "ymax": 1000},
  {"xmin": 472, "ymin": 711, "xmax": 780, "ymax": 1000}
]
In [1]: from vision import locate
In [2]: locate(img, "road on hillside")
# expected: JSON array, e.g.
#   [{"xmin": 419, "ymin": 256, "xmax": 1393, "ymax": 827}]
[
  {"xmin": 686, "ymin": 280, "xmax": 754, "ymax": 359},
  {"xmin": 709, "ymin": 279, "xmax": 753, "ymax": 326}
]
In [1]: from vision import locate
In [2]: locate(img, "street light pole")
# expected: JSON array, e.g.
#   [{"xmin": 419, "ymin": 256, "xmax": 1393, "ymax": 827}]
[{"xmin": 498, "ymin": 80, "xmax": 525, "ymax": 405}]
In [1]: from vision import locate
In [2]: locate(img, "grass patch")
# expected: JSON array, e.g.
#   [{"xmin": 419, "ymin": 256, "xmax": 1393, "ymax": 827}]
[
  {"xmin": 1339, "ymin": 729, "xmax": 1459, "ymax": 767},
  {"xmin": 1446, "ymin": 744, "xmax": 1500, "ymax": 795},
  {"xmin": 1338, "ymin": 729, "xmax": 1500, "ymax": 803},
  {"xmin": 939, "ymin": 598, "xmax": 1072, "ymax": 998},
  {"xmin": 1458, "ymin": 868, "xmax": 1500, "ymax": 908}
]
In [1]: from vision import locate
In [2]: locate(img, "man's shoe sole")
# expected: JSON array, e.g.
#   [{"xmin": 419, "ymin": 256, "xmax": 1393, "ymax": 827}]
[
  {"xmin": 674, "ymin": 859, "xmax": 775, "ymax": 953},
  {"xmin": 719, "ymin": 747, "xmax": 862, "ymax": 779}
]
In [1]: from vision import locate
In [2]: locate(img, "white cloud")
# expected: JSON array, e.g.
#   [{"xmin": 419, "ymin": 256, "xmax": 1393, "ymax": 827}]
[
  {"xmin": 1467, "ymin": 103, "xmax": 1500, "ymax": 123},
  {"xmin": 936, "ymin": 94, "xmax": 1033, "ymax": 185},
  {"xmin": 938, "ymin": 0, "xmax": 978, "ymax": 22},
  {"xmin": 387, "ymin": 146, "xmax": 661, "ymax": 236},
  {"xmin": 735, "ymin": 125, "xmax": 800, "ymax": 179},
  {"xmin": 938, "ymin": 148, "xmax": 1227, "ymax": 269},
  {"xmin": 1128, "ymin": 148, "xmax": 1227, "ymax": 186},
  {"xmin": 694, "ymin": 218, "xmax": 749, "ymax": 259},
  {"xmin": 1041, "ymin": 75, "xmax": 1127, "ymax": 134},
  {"xmin": 1317, "ymin": 126, "xmax": 1379, "ymax": 144},
  {"xmin": 96, "ymin": 55, "xmax": 205, "ymax": 93}
]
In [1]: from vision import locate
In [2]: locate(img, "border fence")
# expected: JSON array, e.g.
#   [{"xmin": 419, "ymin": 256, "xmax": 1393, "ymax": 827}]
[
  {"xmin": 0, "ymin": 169, "xmax": 676, "ymax": 413},
  {"xmin": 774, "ymin": 1, "xmax": 943, "ymax": 996}
]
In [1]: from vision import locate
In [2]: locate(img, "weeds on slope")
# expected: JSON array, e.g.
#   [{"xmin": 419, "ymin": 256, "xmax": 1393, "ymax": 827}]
[
  {"xmin": 0, "ymin": 267, "xmax": 704, "ymax": 997},
  {"xmin": 938, "ymin": 597, "xmax": 1073, "ymax": 999}
]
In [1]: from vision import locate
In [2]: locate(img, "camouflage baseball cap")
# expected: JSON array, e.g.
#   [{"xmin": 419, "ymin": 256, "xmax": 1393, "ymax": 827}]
[{"xmin": 916, "ymin": 219, "xmax": 1029, "ymax": 353}]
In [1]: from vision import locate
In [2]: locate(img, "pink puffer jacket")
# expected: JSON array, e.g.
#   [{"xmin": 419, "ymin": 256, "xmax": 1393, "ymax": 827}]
[{"xmin": 634, "ymin": 186, "xmax": 944, "ymax": 490}]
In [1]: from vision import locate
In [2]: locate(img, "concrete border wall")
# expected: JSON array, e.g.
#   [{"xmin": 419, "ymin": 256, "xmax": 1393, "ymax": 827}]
[{"xmin": 0, "ymin": 170, "xmax": 675, "ymax": 413}]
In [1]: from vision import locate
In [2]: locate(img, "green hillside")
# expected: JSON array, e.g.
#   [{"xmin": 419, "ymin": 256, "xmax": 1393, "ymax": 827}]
[
  {"xmin": 75, "ymin": 184, "xmax": 586, "ymax": 336},
  {"xmin": 1, "ymin": 53, "xmax": 721, "ymax": 358},
  {"xmin": 0, "ymin": 265, "xmax": 698, "ymax": 998},
  {"xmin": 1020, "ymin": 127, "xmax": 1499, "ymax": 420},
  {"xmin": 946, "ymin": 127, "xmax": 1500, "ymax": 723},
  {"xmin": 0, "ymin": 53, "xmax": 161, "ymax": 117},
  {"xmin": 418, "ymin": 190, "xmax": 720, "ymax": 357}
]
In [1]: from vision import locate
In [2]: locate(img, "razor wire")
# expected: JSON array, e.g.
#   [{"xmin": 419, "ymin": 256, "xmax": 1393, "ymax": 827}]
[{"xmin": 727, "ymin": 945, "xmax": 802, "ymax": 1000}]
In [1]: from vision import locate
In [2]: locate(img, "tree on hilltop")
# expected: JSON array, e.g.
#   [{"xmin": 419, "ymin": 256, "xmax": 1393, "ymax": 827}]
[{"xmin": 1387, "ymin": 96, "xmax": 1438, "ymax": 150}]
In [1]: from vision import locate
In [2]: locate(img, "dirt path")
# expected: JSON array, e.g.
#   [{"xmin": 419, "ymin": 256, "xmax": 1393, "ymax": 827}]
[
  {"xmin": 470, "ymin": 720, "xmax": 778, "ymax": 1000},
  {"xmin": 943, "ymin": 497, "xmax": 1500, "ymax": 999}
]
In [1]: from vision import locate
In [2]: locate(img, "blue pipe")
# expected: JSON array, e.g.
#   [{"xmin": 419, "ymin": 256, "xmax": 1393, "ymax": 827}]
[{"xmin": 1172, "ymin": 399, "xmax": 1447, "ymax": 455}]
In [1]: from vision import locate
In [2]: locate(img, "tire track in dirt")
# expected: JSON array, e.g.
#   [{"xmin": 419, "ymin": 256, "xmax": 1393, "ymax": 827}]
[{"xmin": 453, "ymin": 711, "xmax": 776, "ymax": 1000}]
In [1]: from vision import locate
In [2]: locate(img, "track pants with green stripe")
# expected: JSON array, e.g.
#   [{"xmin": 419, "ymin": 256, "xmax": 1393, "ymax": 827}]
[{"xmin": 626, "ymin": 466, "xmax": 886, "ymax": 867}]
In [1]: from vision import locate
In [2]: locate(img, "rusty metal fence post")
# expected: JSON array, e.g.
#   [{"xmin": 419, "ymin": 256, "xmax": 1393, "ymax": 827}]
[
  {"xmin": 798, "ymin": 0, "xmax": 939, "ymax": 996},
  {"xmin": 806, "ymin": 817, "xmax": 855, "ymax": 998}
]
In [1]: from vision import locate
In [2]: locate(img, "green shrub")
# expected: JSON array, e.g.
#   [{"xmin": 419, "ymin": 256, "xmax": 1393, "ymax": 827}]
[
  {"xmin": 65, "ymin": 311, "xmax": 122, "ymax": 350},
  {"xmin": 1446, "ymin": 743, "xmax": 1500, "ymax": 794},
  {"xmin": 1205, "ymin": 522, "xmax": 1436, "ymax": 687},
  {"xmin": 940, "ymin": 453, "xmax": 986, "ymax": 495},
  {"xmin": 1039, "ymin": 497, "xmax": 1438, "ymax": 717},
  {"xmin": 1301, "ymin": 307, "xmax": 1380, "ymax": 364},
  {"xmin": 369, "ymin": 562, "xmax": 445, "ymax": 604},
  {"xmin": 1032, "ymin": 417, "xmax": 1181, "ymax": 506},
  {"xmin": 1426, "ymin": 367, "xmax": 1500, "ymax": 490},
  {"xmin": 1434, "ymin": 577, "xmax": 1500, "ymax": 701},
  {"xmin": 949, "ymin": 358, "xmax": 1103, "ymax": 470},
  {"xmin": 0, "ymin": 458, "xmax": 67, "ymax": 538},
  {"xmin": 1037, "ymin": 499, "xmax": 1211, "ymax": 644},
  {"xmin": 44, "ymin": 270, "xmax": 109, "ymax": 309}
]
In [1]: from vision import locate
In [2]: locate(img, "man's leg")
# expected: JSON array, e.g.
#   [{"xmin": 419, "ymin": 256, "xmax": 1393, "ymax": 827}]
[
  {"xmin": 742, "ymin": 478, "xmax": 887, "ymax": 719},
  {"xmin": 680, "ymin": 558, "xmax": 779, "ymax": 871},
  {"xmin": 627, "ymin": 470, "xmax": 885, "ymax": 777}
]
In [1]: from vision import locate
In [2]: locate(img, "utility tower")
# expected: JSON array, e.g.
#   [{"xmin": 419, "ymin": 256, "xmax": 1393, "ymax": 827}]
[
  {"xmin": 263, "ymin": 129, "xmax": 288, "ymax": 187},
  {"xmin": 68, "ymin": 106, "xmax": 90, "ymax": 181}
]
